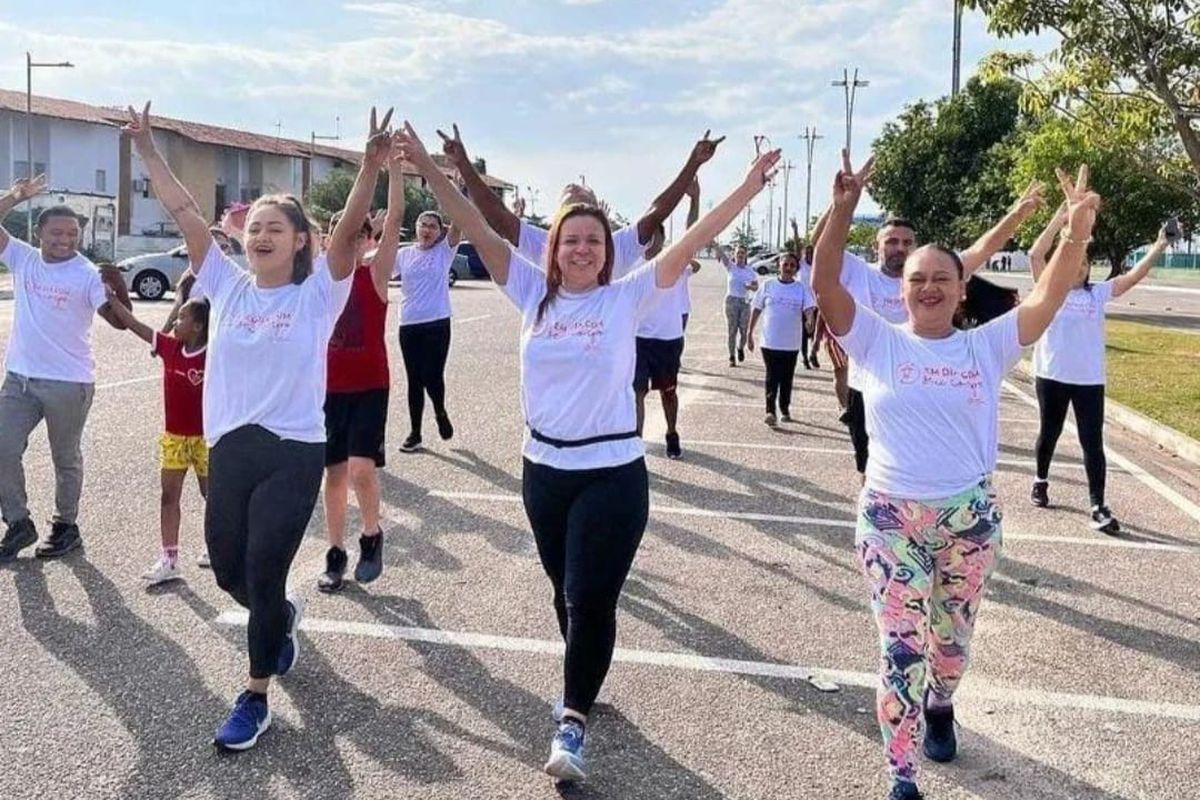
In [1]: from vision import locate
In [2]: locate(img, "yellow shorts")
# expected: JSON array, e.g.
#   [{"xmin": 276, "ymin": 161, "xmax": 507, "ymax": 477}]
[{"xmin": 159, "ymin": 432, "xmax": 209, "ymax": 477}]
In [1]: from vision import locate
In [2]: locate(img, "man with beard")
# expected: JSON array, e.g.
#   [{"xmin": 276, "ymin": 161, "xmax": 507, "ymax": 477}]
[{"xmin": 813, "ymin": 179, "xmax": 1045, "ymax": 477}]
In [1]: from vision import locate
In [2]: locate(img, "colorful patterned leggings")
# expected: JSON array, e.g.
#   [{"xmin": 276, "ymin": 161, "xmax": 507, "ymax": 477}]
[{"xmin": 855, "ymin": 479, "xmax": 1002, "ymax": 785}]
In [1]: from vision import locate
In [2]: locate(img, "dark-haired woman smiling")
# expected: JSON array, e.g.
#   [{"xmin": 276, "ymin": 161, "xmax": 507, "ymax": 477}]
[
  {"xmin": 127, "ymin": 102, "xmax": 392, "ymax": 751},
  {"xmin": 813, "ymin": 151, "xmax": 1101, "ymax": 800}
]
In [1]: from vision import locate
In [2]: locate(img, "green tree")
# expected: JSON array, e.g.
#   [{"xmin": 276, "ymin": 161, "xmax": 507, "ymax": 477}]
[
  {"xmin": 870, "ymin": 77, "xmax": 1026, "ymax": 247},
  {"xmin": 1012, "ymin": 117, "xmax": 1198, "ymax": 276},
  {"xmin": 307, "ymin": 167, "xmax": 437, "ymax": 234},
  {"xmin": 729, "ymin": 222, "xmax": 758, "ymax": 250},
  {"xmin": 846, "ymin": 222, "xmax": 878, "ymax": 253},
  {"xmin": 968, "ymin": 0, "xmax": 1200, "ymax": 201}
]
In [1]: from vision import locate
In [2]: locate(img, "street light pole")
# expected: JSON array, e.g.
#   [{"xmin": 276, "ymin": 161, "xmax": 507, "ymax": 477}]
[
  {"xmin": 780, "ymin": 159, "xmax": 794, "ymax": 248},
  {"xmin": 831, "ymin": 67, "xmax": 869, "ymax": 155},
  {"xmin": 800, "ymin": 126, "xmax": 824, "ymax": 238},
  {"xmin": 25, "ymin": 52, "xmax": 75, "ymax": 241},
  {"xmin": 952, "ymin": 0, "xmax": 964, "ymax": 97},
  {"xmin": 307, "ymin": 121, "xmax": 340, "ymax": 198}
]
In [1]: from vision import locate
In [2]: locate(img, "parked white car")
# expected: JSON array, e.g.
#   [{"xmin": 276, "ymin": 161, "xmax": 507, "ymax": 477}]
[{"xmin": 118, "ymin": 245, "xmax": 247, "ymax": 300}]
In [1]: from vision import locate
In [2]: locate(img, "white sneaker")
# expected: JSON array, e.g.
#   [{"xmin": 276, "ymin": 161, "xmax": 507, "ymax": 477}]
[
  {"xmin": 198, "ymin": 549, "xmax": 211, "ymax": 568},
  {"xmin": 142, "ymin": 557, "xmax": 182, "ymax": 585},
  {"xmin": 765, "ymin": 412, "xmax": 777, "ymax": 427}
]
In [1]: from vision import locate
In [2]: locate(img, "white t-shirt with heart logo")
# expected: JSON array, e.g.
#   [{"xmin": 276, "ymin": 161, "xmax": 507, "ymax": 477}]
[
  {"xmin": 836, "ymin": 304, "xmax": 1025, "ymax": 499},
  {"xmin": 2, "ymin": 237, "xmax": 107, "ymax": 383},
  {"xmin": 195, "ymin": 243, "xmax": 353, "ymax": 446},
  {"xmin": 500, "ymin": 248, "xmax": 668, "ymax": 470}
]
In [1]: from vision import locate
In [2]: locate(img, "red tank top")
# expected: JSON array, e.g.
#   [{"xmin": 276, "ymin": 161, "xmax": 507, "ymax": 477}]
[{"xmin": 327, "ymin": 265, "xmax": 389, "ymax": 393}]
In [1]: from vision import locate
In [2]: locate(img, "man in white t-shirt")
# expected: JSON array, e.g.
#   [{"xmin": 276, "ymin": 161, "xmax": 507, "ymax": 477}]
[
  {"xmin": 436, "ymin": 124, "xmax": 724, "ymax": 271},
  {"xmin": 0, "ymin": 177, "xmax": 126, "ymax": 561},
  {"xmin": 810, "ymin": 181, "xmax": 1044, "ymax": 475}
]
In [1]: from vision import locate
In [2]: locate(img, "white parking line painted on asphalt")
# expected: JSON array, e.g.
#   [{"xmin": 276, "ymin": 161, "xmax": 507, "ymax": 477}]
[
  {"xmin": 214, "ymin": 609, "xmax": 1200, "ymax": 722},
  {"xmin": 1003, "ymin": 379, "xmax": 1200, "ymax": 524},
  {"xmin": 96, "ymin": 375, "xmax": 158, "ymax": 390},
  {"xmin": 429, "ymin": 490, "xmax": 1198, "ymax": 552},
  {"xmin": 454, "ymin": 314, "xmax": 494, "ymax": 325}
]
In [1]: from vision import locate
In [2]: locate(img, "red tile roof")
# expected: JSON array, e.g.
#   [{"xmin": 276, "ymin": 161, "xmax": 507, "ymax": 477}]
[{"xmin": 0, "ymin": 88, "xmax": 513, "ymax": 190}]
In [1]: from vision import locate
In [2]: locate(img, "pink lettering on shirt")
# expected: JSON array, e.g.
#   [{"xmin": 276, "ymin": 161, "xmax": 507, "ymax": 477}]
[
  {"xmin": 229, "ymin": 311, "xmax": 295, "ymax": 338},
  {"xmin": 910, "ymin": 363, "xmax": 986, "ymax": 406},
  {"xmin": 27, "ymin": 279, "xmax": 73, "ymax": 310},
  {"xmin": 532, "ymin": 318, "xmax": 607, "ymax": 353},
  {"xmin": 1063, "ymin": 294, "xmax": 1100, "ymax": 319}
]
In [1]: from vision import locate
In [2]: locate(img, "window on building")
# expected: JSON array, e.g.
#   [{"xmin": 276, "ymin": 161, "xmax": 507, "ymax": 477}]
[
  {"xmin": 13, "ymin": 161, "xmax": 47, "ymax": 180},
  {"xmin": 95, "ymin": 169, "xmax": 107, "ymax": 193}
]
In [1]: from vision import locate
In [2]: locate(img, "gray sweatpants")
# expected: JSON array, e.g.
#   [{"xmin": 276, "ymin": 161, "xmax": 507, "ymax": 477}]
[
  {"xmin": 725, "ymin": 296, "xmax": 751, "ymax": 358},
  {"xmin": 0, "ymin": 372, "xmax": 95, "ymax": 526}
]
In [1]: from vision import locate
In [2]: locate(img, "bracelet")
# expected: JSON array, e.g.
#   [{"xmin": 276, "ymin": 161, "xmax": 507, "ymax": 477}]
[{"xmin": 1059, "ymin": 230, "xmax": 1092, "ymax": 245}]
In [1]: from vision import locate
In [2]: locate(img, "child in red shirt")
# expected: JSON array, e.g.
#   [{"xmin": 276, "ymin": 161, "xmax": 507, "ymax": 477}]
[{"xmin": 106, "ymin": 287, "xmax": 209, "ymax": 585}]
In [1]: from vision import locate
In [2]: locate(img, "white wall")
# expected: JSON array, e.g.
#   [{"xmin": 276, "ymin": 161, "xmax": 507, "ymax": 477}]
[
  {"xmin": 128, "ymin": 148, "xmax": 176, "ymax": 237},
  {"xmin": 46, "ymin": 119, "xmax": 119, "ymax": 195}
]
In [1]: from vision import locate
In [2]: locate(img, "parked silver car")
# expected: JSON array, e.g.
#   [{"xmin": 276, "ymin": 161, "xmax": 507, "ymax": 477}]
[{"xmin": 118, "ymin": 245, "xmax": 246, "ymax": 300}]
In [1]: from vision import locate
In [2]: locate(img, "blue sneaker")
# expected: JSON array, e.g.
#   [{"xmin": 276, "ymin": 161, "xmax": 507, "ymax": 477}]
[
  {"xmin": 213, "ymin": 691, "xmax": 271, "ymax": 751},
  {"xmin": 886, "ymin": 781, "xmax": 924, "ymax": 800},
  {"xmin": 923, "ymin": 695, "xmax": 957, "ymax": 763},
  {"xmin": 544, "ymin": 718, "xmax": 586, "ymax": 782},
  {"xmin": 276, "ymin": 592, "xmax": 304, "ymax": 676}
]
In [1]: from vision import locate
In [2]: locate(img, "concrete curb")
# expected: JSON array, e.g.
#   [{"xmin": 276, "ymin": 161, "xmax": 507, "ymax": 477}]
[{"xmin": 1015, "ymin": 360, "xmax": 1200, "ymax": 467}]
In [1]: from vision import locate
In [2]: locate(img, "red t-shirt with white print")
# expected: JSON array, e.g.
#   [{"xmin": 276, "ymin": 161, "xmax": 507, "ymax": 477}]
[{"xmin": 153, "ymin": 332, "xmax": 206, "ymax": 437}]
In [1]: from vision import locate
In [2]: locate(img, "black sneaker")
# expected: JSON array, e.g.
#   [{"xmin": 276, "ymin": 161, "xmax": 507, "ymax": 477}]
[
  {"xmin": 802, "ymin": 358, "xmax": 812, "ymax": 370},
  {"xmin": 0, "ymin": 518, "xmax": 38, "ymax": 563},
  {"xmin": 886, "ymin": 782, "xmax": 924, "ymax": 800},
  {"xmin": 665, "ymin": 432, "xmax": 682, "ymax": 460},
  {"xmin": 838, "ymin": 409, "xmax": 852, "ymax": 426},
  {"xmin": 922, "ymin": 701, "xmax": 957, "ymax": 762},
  {"xmin": 317, "ymin": 547, "xmax": 348, "ymax": 593},
  {"xmin": 400, "ymin": 433, "xmax": 423, "ymax": 453},
  {"xmin": 1091, "ymin": 505, "xmax": 1120, "ymax": 535},
  {"xmin": 1030, "ymin": 481, "xmax": 1049, "ymax": 508},
  {"xmin": 810, "ymin": 352, "xmax": 820, "ymax": 369},
  {"xmin": 737, "ymin": 347, "xmax": 745, "ymax": 363},
  {"xmin": 436, "ymin": 412, "xmax": 454, "ymax": 441},
  {"xmin": 35, "ymin": 522, "xmax": 82, "ymax": 559},
  {"xmin": 728, "ymin": 356, "xmax": 736, "ymax": 367},
  {"xmin": 355, "ymin": 529, "xmax": 384, "ymax": 584}
]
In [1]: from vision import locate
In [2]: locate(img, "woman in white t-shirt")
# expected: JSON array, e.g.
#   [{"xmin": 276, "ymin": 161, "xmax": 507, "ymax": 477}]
[
  {"xmin": 126, "ymin": 102, "xmax": 390, "ymax": 752},
  {"xmin": 396, "ymin": 121, "xmax": 780, "ymax": 785},
  {"xmin": 746, "ymin": 251, "xmax": 815, "ymax": 426},
  {"xmin": 716, "ymin": 245, "xmax": 760, "ymax": 365},
  {"xmin": 812, "ymin": 152, "xmax": 1100, "ymax": 800},
  {"xmin": 1028, "ymin": 206, "xmax": 1169, "ymax": 533},
  {"xmin": 392, "ymin": 210, "xmax": 460, "ymax": 452}
]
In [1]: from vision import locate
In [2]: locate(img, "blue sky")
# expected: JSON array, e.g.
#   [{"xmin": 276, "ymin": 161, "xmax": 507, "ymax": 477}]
[{"xmin": 1, "ymin": 0, "xmax": 1053, "ymax": 239}]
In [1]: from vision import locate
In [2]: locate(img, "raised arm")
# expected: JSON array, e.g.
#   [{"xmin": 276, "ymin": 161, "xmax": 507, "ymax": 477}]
[
  {"xmin": 437, "ymin": 124, "xmax": 520, "ymax": 246},
  {"xmin": 654, "ymin": 148, "xmax": 781, "ymax": 290},
  {"xmin": 123, "ymin": 102, "xmax": 213, "ymax": 272},
  {"xmin": 1112, "ymin": 227, "xmax": 1168, "ymax": 298},
  {"xmin": 1028, "ymin": 202, "xmax": 1068, "ymax": 282},
  {"xmin": 328, "ymin": 108, "xmax": 392, "ymax": 282},
  {"xmin": 807, "ymin": 206, "xmax": 832, "ymax": 247},
  {"xmin": 0, "ymin": 176, "xmax": 47, "ymax": 252},
  {"xmin": 103, "ymin": 288, "xmax": 155, "ymax": 345},
  {"xmin": 812, "ymin": 150, "xmax": 875, "ymax": 336},
  {"xmin": 369, "ymin": 146, "xmax": 408, "ymax": 301},
  {"xmin": 960, "ymin": 179, "xmax": 1045, "ymax": 277},
  {"xmin": 636, "ymin": 131, "xmax": 724, "ymax": 245},
  {"xmin": 161, "ymin": 270, "xmax": 197, "ymax": 333},
  {"xmin": 1017, "ymin": 166, "xmax": 1101, "ymax": 346},
  {"xmin": 397, "ymin": 122, "xmax": 513, "ymax": 285},
  {"xmin": 685, "ymin": 178, "xmax": 702, "ymax": 272}
]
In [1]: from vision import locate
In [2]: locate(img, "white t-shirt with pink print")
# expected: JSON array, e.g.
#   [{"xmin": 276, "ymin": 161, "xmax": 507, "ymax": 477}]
[
  {"xmin": 837, "ymin": 304, "xmax": 1025, "ymax": 499},
  {"xmin": 1032, "ymin": 281, "xmax": 1114, "ymax": 386},
  {"xmin": 500, "ymin": 247, "xmax": 669, "ymax": 470}
]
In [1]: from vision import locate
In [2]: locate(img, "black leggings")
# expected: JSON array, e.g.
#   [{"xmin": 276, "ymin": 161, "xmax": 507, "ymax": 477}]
[
  {"xmin": 522, "ymin": 457, "xmax": 649, "ymax": 716},
  {"xmin": 206, "ymin": 425, "xmax": 324, "ymax": 679},
  {"xmin": 398, "ymin": 318, "xmax": 451, "ymax": 436},
  {"xmin": 846, "ymin": 387, "xmax": 869, "ymax": 474},
  {"xmin": 1035, "ymin": 377, "xmax": 1107, "ymax": 507},
  {"xmin": 761, "ymin": 348, "xmax": 799, "ymax": 415}
]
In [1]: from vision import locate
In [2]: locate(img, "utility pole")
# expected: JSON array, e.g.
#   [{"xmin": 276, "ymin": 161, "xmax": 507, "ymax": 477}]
[
  {"xmin": 307, "ymin": 118, "xmax": 340, "ymax": 197},
  {"xmin": 799, "ymin": 127, "xmax": 824, "ymax": 238},
  {"xmin": 780, "ymin": 159, "xmax": 794, "ymax": 248},
  {"xmin": 831, "ymin": 67, "xmax": 869, "ymax": 154},
  {"xmin": 25, "ymin": 52, "xmax": 74, "ymax": 240},
  {"xmin": 952, "ymin": 0, "xmax": 964, "ymax": 97}
]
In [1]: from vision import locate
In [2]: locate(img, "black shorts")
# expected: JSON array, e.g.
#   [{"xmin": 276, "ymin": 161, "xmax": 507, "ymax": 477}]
[
  {"xmin": 634, "ymin": 337, "xmax": 684, "ymax": 392},
  {"xmin": 324, "ymin": 388, "xmax": 389, "ymax": 467}
]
